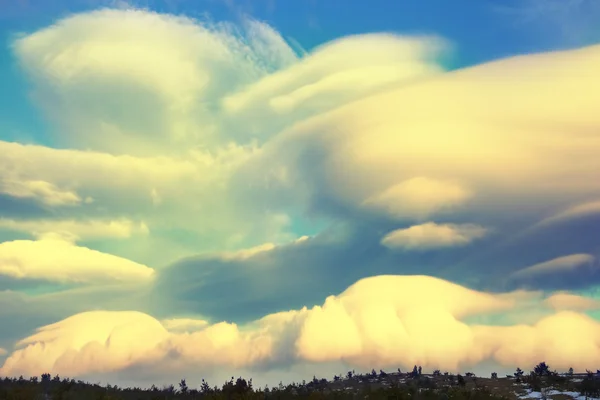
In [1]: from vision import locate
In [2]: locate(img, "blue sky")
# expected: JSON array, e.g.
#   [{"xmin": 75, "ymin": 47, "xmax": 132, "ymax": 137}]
[{"xmin": 1, "ymin": 0, "xmax": 600, "ymax": 390}]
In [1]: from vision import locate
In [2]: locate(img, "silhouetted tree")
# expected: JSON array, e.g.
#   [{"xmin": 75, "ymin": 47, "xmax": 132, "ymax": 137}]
[
  {"xmin": 586, "ymin": 369, "xmax": 594, "ymax": 378},
  {"xmin": 457, "ymin": 374, "xmax": 466, "ymax": 386},
  {"xmin": 534, "ymin": 362, "xmax": 550, "ymax": 376},
  {"xmin": 178, "ymin": 379, "xmax": 188, "ymax": 394},
  {"xmin": 199, "ymin": 378, "xmax": 212, "ymax": 394},
  {"xmin": 568, "ymin": 367, "xmax": 574, "ymax": 376},
  {"xmin": 515, "ymin": 367, "xmax": 524, "ymax": 382},
  {"xmin": 412, "ymin": 365, "xmax": 419, "ymax": 377}
]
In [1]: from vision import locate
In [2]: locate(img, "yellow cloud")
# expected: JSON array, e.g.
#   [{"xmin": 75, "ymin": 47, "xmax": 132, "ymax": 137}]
[
  {"xmin": 0, "ymin": 218, "xmax": 149, "ymax": 241},
  {"xmin": 381, "ymin": 222, "xmax": 487, "ymax": 250},
  {"xmin": 3, "ymin": 275, "xmax": 600, "ymax": 379},
  {"xmin": 223, "ymin": 34, "xmax": 446, "ymax": 130},
  {"xmin": 363, "ymin": 177, "xmax": 471, "ymax": 220},
  {"xmin": 544, "ymin": 292, "xmax": 600, "ymax": 311},
  {"xmin": 219, "ymin": 243, "xmax": 276, "ymax": 261},
  {"xmin": 160, "ymin": 318, "xmax": 209, "ymax": 333},
  {"xmin": 0, "ymin": 236, "xmax": 154, "ymax": 284},
  {"xmin": 13, "ymin": 9, "xmax": 296, "ymax": 155},
  {"xmin": 240, "ymin": 43, "xmax": 600, "ymax": 222},
  {"xmin": 0, "ymin": 311, "xmax": 168, "ymax": 377},
  {"xmin": 0, "ymin": 178, "xmax": 82, "ymax": 207}
]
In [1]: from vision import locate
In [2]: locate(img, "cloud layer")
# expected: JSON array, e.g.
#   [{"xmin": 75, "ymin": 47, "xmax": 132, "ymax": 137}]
[
  {"xmin": 2, "ymin": 276, "xmax": 600, "ymax": 384},
  {"xmin": 1, "ymin": 4, "xmax": 600, "ymax": 390}
]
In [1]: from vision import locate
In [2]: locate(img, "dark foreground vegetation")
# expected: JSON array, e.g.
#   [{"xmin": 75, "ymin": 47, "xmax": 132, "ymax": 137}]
[{"xmin": 1, "ymin": 363, "xmax": 600, "ymax": 400}]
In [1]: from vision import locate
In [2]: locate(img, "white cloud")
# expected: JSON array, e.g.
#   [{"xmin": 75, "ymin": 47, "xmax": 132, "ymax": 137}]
[
  {"xmin": 381, "ymin": 222, "xmax": 487, "ymax": 250},
  {"xmin": 511, "ymin": 254, "xmax": 596, "ymax": 279},
  {"xmin": 3, "ymin": 275, "xmax": 600, "ymax": 379},
  {"xmin": 0, "ymin": 236, "xmax": 154, "ymax": 284}
]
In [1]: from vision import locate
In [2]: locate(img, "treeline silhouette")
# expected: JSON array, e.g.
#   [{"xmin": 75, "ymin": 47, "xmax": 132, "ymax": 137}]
[{"xmin": 0, "ymin": 362, "xmax": 599, "ymax": 399}]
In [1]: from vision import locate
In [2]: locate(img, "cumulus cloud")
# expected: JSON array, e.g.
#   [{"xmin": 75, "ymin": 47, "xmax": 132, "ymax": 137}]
[
  {"xmin": 3, "ymin": 275, "xmax": 600, "ymax": 380},
  {"xmin": 381, "ymin": 222, "xmax": 487, "ymax": 250},
  {"xmin": 0, "ymin": 236, "xmax": 154, "ymax": 284},
  {"xmin": 0, "ymin": 311, "xmax": 168, "ymax": 378}
]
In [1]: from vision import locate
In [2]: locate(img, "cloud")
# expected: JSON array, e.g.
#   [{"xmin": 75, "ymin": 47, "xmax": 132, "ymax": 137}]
[
  {"xmin": 219, "ymin": 242, "xmax": 277, "ymax": 261},
  {"xmin": 511, "ymin": 254, "xmax": 596, "ymax": 279},
  {"xmin": 160, "ymin": 318, "xmax": 209, "ymax": 333},
  {"xmin": 0, "ymin": 236, "xmax": 154, "ymax": 284},
  {"xmin": 221, "ymin": 34, "xmax": 447, "ymax": 140},
  {"xmin": 381, "ymin": 223, "xmax": 487, "ymax": 250},
  {"xmin": 0, "ymin": 311, "xmax": 169, "ymax": 378},
  {"xmin": 233, "ymin": 43, "xmax": 600, "ymax": 227},
  {"xmin": 0, "ymin": 348, "xmax": 6, "ymax": 356},
  {"xmin": 534, "ymin": 200, "xmax": 600, "ymax": 228},
  {"xmin": 0, "ymin": 178, "xmax": 83, "ymax": 207},
  {"xmin": 362, "ymin": 177, "xmax": 471, "ymax": 220},
  {"xmin": 3, "ymin": 5, "xmax": 600, "ymax": 389},
  {"xmin": 12, "ymin": 8, "xmax": 296, "ymax": 155},
  {"xmin": 544, "ymin": 292, "xmax": 600, "ymax": 312},
  {"xmin": 0, "ymin": 218, "xmax": 149, "ymax": 241},
  {"xmin": 3, "ymin": 275, "xmax": 600, "ymax": 381},
  {"xmin": 505, "ymin": 254, "xmax": 600, "ymax": 292},
  {"xmin": 0, "ymin": 139, "xmax": 270, "ymax": 266}
]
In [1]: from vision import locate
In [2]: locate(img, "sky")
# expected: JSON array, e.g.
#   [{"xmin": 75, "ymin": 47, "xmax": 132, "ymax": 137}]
[{"xmin": 0, "ymin": 0, "xmax": 600, "ymax": 391}]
